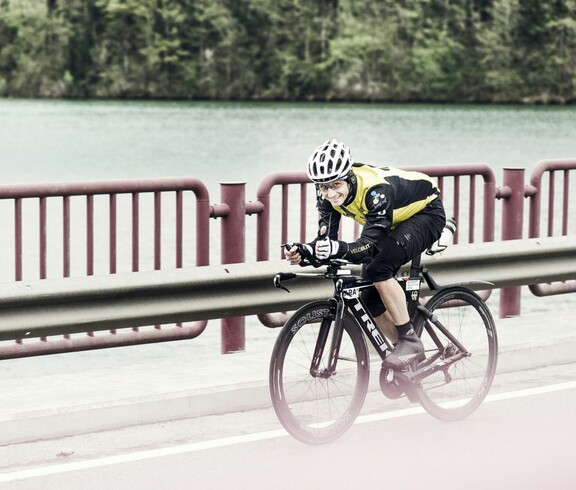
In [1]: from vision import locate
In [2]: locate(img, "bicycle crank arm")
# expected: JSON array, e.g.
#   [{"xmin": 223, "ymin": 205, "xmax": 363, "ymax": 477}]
[{"xmin": 402, "ymin": 351, "xmax": 470, "ymax": 384}]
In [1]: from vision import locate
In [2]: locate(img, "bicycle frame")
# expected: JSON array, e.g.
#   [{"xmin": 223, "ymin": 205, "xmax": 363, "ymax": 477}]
[
  {"xmin": 271, "ymin": 248, "xmax": 498, "ymax": 440},
  {"xmin": 280, "ymin": 253, "xmax": 492, "ymax": 382}
]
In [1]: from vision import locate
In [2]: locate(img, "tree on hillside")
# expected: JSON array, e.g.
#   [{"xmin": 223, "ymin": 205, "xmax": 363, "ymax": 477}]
[{"xmin": 0, "ymin": 0, "xmax": 574, "ymax": 102}]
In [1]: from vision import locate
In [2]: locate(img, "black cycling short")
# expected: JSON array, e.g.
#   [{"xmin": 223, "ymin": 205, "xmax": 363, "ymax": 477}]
[{"xmin": 361, "ymin": 198, "xmax": 446, "ymax": 316}]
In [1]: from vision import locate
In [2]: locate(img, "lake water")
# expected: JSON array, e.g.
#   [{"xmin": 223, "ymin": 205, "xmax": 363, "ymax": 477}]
[
  {"xmin": 1, "ymin": 99, "xmax": 575, "ymax": 197},
  {"xmin": 0, "ymin": 98, "xmax": 574, "ymax": 316}
]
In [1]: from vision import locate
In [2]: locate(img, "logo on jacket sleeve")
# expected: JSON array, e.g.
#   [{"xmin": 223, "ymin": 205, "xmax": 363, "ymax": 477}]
[{"xmin": 370, "ymin": 190, "xmax": 388, "ymax": 212}]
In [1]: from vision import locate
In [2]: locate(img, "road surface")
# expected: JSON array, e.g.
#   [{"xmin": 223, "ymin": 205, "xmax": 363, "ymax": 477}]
[{"xmin": 1, "ymin": 363, "xmax": 575, "ymax": 489}]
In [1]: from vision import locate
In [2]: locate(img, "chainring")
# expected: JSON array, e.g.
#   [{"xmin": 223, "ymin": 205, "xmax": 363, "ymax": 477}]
[{"xmin": 379, "ymin": 367, "xmax": 405, "ymax": 399}]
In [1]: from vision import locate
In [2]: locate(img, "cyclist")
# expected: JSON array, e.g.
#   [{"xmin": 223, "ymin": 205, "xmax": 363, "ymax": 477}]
[{"xmin": 285, "ymin": 139, "xmax": 446, "ymax": 369}]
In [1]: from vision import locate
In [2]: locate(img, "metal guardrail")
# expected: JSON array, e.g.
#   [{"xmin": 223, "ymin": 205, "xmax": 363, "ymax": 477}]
[
  {"xmin": 527, "ymin": 159, "xmax": 576, "ymax": 297},
  {"xmin": 0, "ymin": 161, "xmax": 573, "ymax": 355},
  {"xmin": 0, "ymin": 178, "xmax": 213, "ymax": 353},
  {"xmin": 1, "ymin": 236, "xmax": 575, "ymax": 359}
]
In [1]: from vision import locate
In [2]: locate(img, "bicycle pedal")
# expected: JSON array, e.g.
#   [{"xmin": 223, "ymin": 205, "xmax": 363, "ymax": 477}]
[
  {"xmin": 385, "ymin": 370, "xmax": 420, "ymax": 403},
  {"xmin": 379, "ymin": 368, "xmax": 404, "ymax": 400}
]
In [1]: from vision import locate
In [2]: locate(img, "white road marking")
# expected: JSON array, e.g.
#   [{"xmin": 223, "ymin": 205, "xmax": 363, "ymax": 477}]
[
  {"xmin": 485, "ymin": 380, "xmax": 576, "ymax": 401},
  {"xmin": 1, "ymin": 380, "xmax": 575, "ymax": 483}
]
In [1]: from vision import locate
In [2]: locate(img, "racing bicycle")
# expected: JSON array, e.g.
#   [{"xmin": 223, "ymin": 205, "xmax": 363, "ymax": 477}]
[{"xmin": 269, "ymin": 243, "xmax": 498, "ymax": 444}]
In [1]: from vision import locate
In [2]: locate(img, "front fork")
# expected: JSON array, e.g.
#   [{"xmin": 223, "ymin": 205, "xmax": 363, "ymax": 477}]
[{"xmin": 310, "ymin": 299, "xmax": 345, "ymax": 378}]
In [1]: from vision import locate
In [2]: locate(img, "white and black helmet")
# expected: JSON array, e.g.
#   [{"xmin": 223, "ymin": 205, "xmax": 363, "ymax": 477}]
[{"xmin": 307, "ymin": 139, "xmax": 353, "ymax": 184}]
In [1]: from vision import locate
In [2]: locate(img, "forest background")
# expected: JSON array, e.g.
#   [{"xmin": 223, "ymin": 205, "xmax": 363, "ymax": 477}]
[{"xmin": 1, "ymin": 0, "xmax": 575, "ymax": 103}]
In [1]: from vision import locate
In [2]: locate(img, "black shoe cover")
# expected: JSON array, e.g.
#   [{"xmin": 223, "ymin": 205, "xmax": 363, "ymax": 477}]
[{"xmin": 383, "ymin": 329, "xmax": 425, "ymax": 369}]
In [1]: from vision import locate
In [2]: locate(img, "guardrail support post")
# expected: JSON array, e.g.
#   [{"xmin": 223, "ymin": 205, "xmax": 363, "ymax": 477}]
[
  {"xmin": 500, "ymin": 168, "xmax": 525, "ymax": 317},
  {"xmin": 220, "ymin": 183, "xmax": 246, "ymax": 353}
]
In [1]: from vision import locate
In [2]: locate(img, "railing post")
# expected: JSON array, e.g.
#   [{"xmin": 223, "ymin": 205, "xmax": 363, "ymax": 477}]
[
  {"xmin": 499, "ymin": 168, "xmax": 525, "ymax": 317},
  {"xmin": 220, "ymin": 183, "xmax": 246, "ymax": 353}
]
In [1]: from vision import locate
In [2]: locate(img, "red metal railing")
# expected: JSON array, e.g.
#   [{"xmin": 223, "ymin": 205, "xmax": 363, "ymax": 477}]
[
  {"xmin": 255, "ymin": 164, "xmax": 498, "ymax": 326},
  {"xmin": 406, "ymin": 164, "xmax": 497, "ymax": 244},
  {"xmin": 527, "ymin": 159, "xmax": 576, "ymax": 296},
  {"xmin": 0, "ymin": 178, "xmax": 211, "ymax": 358},
  {"xmin": 0, "ymin": 178, "xmax": 211, "ymax": 280},
  {"xmin": 256, "ymin": 164, "xmax": 498, "ymax": 263},
  {"xmin": 0, "ymin": 161, "xmax": 573, "ymax": 356}
]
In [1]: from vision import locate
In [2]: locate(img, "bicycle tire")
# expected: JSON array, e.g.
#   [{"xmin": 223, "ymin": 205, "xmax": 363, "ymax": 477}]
[
  {"xmin": 269, "ymin": 300, "xmax": 369, "ymax": 444},
  {"xmin": 413, "ymin": 287, "xmax": 498, "ymax": 421}
]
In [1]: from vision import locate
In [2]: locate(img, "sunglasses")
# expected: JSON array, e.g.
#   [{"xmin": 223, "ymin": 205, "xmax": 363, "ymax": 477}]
[{"xmin": 317, "ymin": 181, "xmax": 346, "ymax": 193}]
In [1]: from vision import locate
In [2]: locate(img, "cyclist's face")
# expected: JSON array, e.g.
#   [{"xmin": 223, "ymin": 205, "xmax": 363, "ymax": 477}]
[{"xmin": 317, "ymin": 180, "xmax": 349, "ymax": 206}]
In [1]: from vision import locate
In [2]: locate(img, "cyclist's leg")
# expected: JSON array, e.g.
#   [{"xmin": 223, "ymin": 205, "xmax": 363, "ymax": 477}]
[
  {"xmin": 374, "ymin": 314, "xmax": 398, "ymax": 344},
  {"xmin": 366, "ymin": 243, "xmax": 424, "ymax": 368},
  {"xmin": 360, "ymin": 285, "xmax": 398, "ymax": 343},
  {"xmin": 366, "ymin": 203, "xmax": 445, "ymax": 368},
  {"xmin": 361, "ymin": 254, "xmax": 405, "ymax": 325},
  {"xmin": 374, "ymin": 278, "xmax": 410, "ymax": 325}
]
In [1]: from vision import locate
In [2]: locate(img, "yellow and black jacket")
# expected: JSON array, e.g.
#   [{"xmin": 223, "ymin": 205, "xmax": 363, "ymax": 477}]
[{"xmin": 316, "ymin": 163, "xmax": 440, "ymax": 262}]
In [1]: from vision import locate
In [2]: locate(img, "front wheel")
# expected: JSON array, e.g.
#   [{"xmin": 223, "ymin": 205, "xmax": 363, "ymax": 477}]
[
  {"xmin": 269, "ymin": 301, "xmax": 369, "ymax": 444},
  {"xmin": 413, "ymin": 287, "xmax": 498, "ymax": 421}
]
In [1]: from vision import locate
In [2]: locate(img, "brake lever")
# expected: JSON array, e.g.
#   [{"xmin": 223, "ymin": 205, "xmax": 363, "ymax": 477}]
[{"xmin": 274, "ymin": 272, "xmax": 296, "ymax": 292}]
